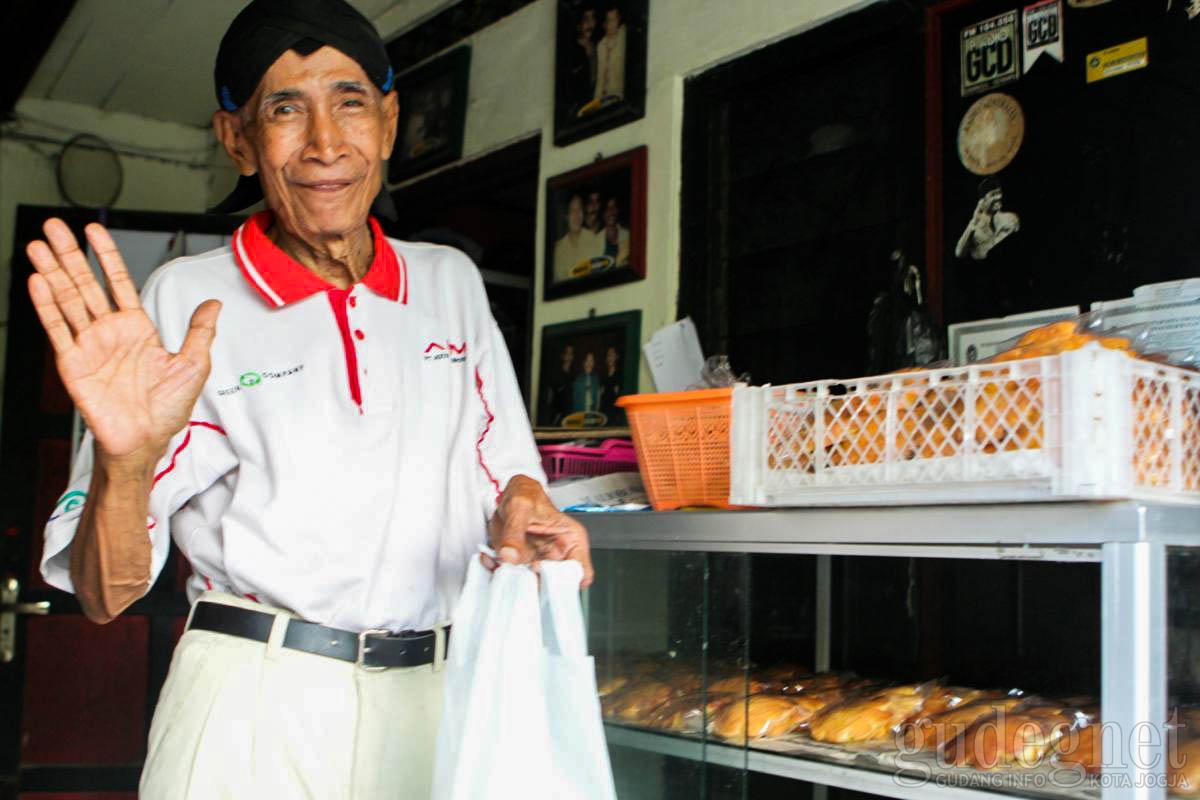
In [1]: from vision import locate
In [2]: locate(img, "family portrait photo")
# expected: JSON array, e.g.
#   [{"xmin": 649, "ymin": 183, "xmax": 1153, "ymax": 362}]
[
  {"xmin": 544, "ymin": 146, "xmax": 646, "ymax": 300},
  {"xmin": 553, "ymin": 0, "xmax": 647, "ymax": 145},
  {"xmin": 387, "ymin": 46, "xmax": 470, "ymax": 182},
  {"xmin": 537, "ymin": 311, "xmax": 641, "ymax": 428}
]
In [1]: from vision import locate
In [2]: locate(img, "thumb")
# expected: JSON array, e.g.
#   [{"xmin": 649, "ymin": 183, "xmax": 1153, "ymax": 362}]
[{"xmin": 179, "ymin": 300, "xmax": 222, "ymax": 363}]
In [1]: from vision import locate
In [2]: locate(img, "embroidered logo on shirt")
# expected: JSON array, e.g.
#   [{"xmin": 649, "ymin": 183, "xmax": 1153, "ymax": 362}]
[
  {"xmin": 423, "ymin": 341, "xmax": 467, "ymax": 363},
  {"xmin": 49, "ymin": 490, "xmax": 86, "ymax": 522},
  {"xmin": 218, "ymin": 364, "xmax": 305, "ymax": 396}
]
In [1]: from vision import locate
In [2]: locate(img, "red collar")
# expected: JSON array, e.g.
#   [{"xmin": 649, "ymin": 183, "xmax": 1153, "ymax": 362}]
[{"xmin": 231, "ymin": 211, "xmax": 406, "ymax": 307}]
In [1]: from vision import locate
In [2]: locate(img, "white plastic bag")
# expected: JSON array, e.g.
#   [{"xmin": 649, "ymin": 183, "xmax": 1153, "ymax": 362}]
[{"xmin": 432, "ymin": 553, "xmax": 617, "ymax": 800}]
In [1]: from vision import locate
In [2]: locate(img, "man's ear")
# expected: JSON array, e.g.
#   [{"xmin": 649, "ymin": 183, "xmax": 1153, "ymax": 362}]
[
  {"xmin": 380, "ymin": 90, "xmax": 400, "ymax": 161},
  {"xmin": 212, "ymin": 109, "xmax": 258, "ymax": 177}
]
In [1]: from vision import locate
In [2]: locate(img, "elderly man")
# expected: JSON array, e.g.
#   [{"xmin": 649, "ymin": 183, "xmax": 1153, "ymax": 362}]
[{"xmin": 25, "ymin": 0, "xmax": 590, "ymax": 797}]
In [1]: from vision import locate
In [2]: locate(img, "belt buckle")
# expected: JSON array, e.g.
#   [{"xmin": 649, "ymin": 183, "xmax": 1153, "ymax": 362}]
[{"xmin": 356, "ymin": 628, "xmax": 392, "ymax": 672}]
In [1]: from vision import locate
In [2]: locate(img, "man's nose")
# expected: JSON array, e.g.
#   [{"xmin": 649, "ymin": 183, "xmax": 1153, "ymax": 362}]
[{"xmin": 304, "ymin": 107, "xmax": 348, "ymax": 163}]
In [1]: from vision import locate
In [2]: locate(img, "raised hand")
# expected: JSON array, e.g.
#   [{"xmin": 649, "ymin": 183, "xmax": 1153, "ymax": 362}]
[{"xmin": 26, "ymin": 219, "xmax": 221, "ymax": 468}]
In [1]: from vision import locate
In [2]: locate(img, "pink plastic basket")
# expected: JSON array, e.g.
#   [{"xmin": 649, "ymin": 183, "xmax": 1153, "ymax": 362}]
[{"xmin": 538, "ymin": 439, "xmax": 638, "ymax": 482}]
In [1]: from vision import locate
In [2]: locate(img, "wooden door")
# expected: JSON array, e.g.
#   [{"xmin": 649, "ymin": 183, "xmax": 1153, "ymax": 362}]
[{"xmin": 0, "ymin": 205, "xmax": 237, "ymax": 798}]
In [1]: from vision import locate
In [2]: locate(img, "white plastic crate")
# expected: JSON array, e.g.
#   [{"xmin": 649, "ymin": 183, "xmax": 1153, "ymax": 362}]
[{"xmin": 730, "ymin": 344, "xmax": 1200, "ymax": 506}]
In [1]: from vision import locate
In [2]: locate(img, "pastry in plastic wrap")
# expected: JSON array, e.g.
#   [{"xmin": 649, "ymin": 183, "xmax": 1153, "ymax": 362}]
[
  {"xmin": 790, "ymin": 689, "xmax": 846, "ymax": 727},
  {"xmin": 708, "ymin": 676, "xmax": 768, "ymax": 695},
  {"xmin": 808, "ymin": 684, "xmax": 931, "ymax": 744},
  {"xmin": 597, "ymin": 675, "xmax": 630, "ymax": 697},
  {"xmin": 710, "ymin": 695, "xmax": 806, "ymax": 742},
  {"xmin": 1054, "ymin": 721, "xmax": 1103, "ymax": 776},
  {"xmin": 1170, "ymin": 729, "xmax": 1200, "ymax": 796},
  {"xmin": 605, "ymin": 681, "xmax": 675, "ymax": 723},
  {"xmin": 903, "ymin": 695, "xmax": 1024, "ymax": 752},
  {"xmin": 946, "ymin": 702, "xmax": 1076, "ymax": 769},
  {"xmin": 647, "ymin": 692, "xmax": 739, "ymax": 734},
  {"xmin": 775, "ymin": 672, "xmax": 851, "ymax": 695}
]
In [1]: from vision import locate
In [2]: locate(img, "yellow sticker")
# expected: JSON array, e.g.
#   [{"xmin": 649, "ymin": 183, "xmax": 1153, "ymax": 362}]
[{"xmin": 1086, "ymin": 37, "xmax": 1148, "ymax": 83}]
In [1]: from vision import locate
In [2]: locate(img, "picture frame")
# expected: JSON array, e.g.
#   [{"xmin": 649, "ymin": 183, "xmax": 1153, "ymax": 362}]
[
  {"xmin": 537, "ymin": 310, "xmax": 641, "ymax": 428},
  {"xmin": 553, "ymin": 0, "xmax": 648, "ymax": 146},
  {"xmin": 387, "ymin": 46, "xmax": 471, "ymax": 183},
  {"xmin": 543, "ymin": 145, "xmax": 647, "ymax": 301}
]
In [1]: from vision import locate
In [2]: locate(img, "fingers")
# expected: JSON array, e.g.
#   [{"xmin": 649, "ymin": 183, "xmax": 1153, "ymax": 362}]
[
  {"xmin": 179, "ymin": 300, "xmax": 222, "ymax": 366},
  {"xmin": 493, "ymin": 492, "xmax": 535, "ymax": 565},
  {"xmin": 26, "ymin": 238, "xmax": 92, "ymax": 336},
  {"xmin": 44, "ymin": 219, "xmax": 112, "ymax": 320},
  {"xmin": 28, "ymin": 273, "xmax": 77, "ymax": 354},
  {"xmin": 85, "ymin": 224, "xmax": 140, "ymax": 310}
]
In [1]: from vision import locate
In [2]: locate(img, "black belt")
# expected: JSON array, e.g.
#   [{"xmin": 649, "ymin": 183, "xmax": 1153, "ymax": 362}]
[{"xmin": 188, "ymin": 601, "xmax": 447, "ymax": 670}]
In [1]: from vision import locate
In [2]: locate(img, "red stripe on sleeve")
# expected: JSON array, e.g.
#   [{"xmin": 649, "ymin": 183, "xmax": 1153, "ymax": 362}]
[
  {"xmin": 474, "ymin": 367, "xmax": 502, "ymax": 501},
  {"xmin": 152, "ymin": 421, "xmax": 228, "ymax": 486}
]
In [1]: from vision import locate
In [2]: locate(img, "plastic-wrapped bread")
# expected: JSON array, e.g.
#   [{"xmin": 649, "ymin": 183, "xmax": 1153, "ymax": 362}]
[
  {"xmin": 920, "ymin": 687, "xmax": 993, "ymax": 717},
  {"xmin": 789, "ymin": 689, "xmax": 846, "ymax": 727},
  {"xmin": 647, "ymin": 692, "xmax": 739, "ymax": 734},
  {"xmin": 606, "ymin": 681, "xmax": 675, "ymax": 723},
  {"xmin": 1054, "ymin": 721, "xmax": 1103, "ymax": 776},
  {"xmin": 596, "ymin": 675, "xmax": 630, "ymax": 698},
  {"xmin": 904, "ymin": 695, "xmax": 1024, "ymax": 752},
  {"xmin": 946, "ymin": 701, "xmax": 1076, "ymax": 769},
  {"xmin": 808, "ymin": 684, "xmax": 931, "ymax": 744},
  {"xmin": 710, "ymin": 695, "xmax": 806, "ymax": 742},
  {"xmin": 708, "ymin": 676, "xmax": 768, "ymax": 695},
  {"xmin": 1170, "ymin": 730, "xmax": 1200, "ymax": 796}
]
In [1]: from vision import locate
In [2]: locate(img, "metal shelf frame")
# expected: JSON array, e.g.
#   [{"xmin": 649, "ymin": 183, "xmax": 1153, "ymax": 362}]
[{"xmin": 578, "ymin": 502, "xmax": 1200, "ymax": 800}]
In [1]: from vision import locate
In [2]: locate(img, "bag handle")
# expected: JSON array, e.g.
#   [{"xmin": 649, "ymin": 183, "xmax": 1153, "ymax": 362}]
[{"xmin": 538, "ymin": 559, "xmax": 587, "ymax": 659}]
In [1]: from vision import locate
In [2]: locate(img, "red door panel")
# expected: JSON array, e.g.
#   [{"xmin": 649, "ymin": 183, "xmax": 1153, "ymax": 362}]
[{"xmin": 21, "ymin": 617, "xmax": 149, "ymax": 764}]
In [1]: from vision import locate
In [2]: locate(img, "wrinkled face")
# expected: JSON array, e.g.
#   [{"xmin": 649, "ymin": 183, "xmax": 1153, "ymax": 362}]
[
  {"xmin": 566, "ymin": 195, "xmax": 584, "ymax": 233},
  {"xmin": 216, "ymin": 46, "xmax": 398, "ymax": 243}
]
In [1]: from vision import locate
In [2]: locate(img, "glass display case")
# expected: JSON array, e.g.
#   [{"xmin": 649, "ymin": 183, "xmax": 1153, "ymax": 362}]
[{"xmin": 580, "ymin": 502, "xmax": 1200, "ymax": 800}]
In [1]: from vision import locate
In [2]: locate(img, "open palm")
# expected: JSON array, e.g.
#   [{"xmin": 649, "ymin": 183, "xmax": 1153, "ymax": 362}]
[{"xmin": 27, "ymin": 219, "xmax": 220, "ymax": 463}]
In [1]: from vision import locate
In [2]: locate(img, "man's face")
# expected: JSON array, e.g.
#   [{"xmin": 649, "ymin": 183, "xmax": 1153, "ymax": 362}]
[
  {"xmin": 585, "ymin": 192, "xmax": 601, "ymax": 227},
  {"xmin": 562, "ymin": 345, "xmax": 574, "ymax": 368},
  {"xmin": 580, "ymin": 8, "xmax": 596, "ymax": 37},
  {"xmin": 604, "ymin": 8, "xmax": 621, "ymax": 36},
  {"xmin": 567, "ymin": 195, "xmax": 584, "ymax": 233},
  {"xmin": 215, "ymin": 46, "xmax": 398, "ymax": 243},
  {"xmin": 604, "ymin": 196, "xmax": 620, "ymax": 227}
]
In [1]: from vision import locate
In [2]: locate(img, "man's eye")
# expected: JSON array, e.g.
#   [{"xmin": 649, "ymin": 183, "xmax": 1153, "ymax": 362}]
[
  {"xmin": 343, "ymin": 98, "xmax": 364, "ymax": 108},
  {"xmin": 273, "ymin": 104, "xmax": 297, "ymax": 116}
]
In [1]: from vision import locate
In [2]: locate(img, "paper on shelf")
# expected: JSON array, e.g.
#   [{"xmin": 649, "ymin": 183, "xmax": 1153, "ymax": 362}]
[
  {"xmin": 643, "ymin": 317, "xmax": 705, "ymax": 392},
  {"xmin": 547, "ymin": 472, "xmax": 647, "ymax": 511}
]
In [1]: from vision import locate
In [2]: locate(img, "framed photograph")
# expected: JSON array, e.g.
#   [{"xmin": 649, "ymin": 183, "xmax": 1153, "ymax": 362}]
[
  {"xmin": 553, "ymin": 0, "xmax": 647, "ymax": 146},
  {"xmin": 387, "ymin": 46, "xmax": 470, "ymax": 183},
  {"xmin": 537, "ymin": 310, "xmax": 641, "ymax": 428},
  {"xmin": 544, "ymin": 145, "xmax": 647, "ymax": 301}
]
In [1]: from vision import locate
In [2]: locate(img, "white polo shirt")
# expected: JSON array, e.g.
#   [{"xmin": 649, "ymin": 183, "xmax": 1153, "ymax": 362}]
[{"xmin": 42, "ymin": 212, "xmax": 544, "ymax": 632}]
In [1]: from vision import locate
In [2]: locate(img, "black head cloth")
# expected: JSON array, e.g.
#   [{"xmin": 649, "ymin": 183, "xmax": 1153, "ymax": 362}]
[{"xmin": 208, "ymin": 0, "xmax": 398, "ymax": 219}]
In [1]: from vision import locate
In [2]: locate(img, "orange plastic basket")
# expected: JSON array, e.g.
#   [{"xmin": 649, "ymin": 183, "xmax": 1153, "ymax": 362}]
[{"xmin": 616, "ymin": 388, "xmax": 735, "ymax": 510}]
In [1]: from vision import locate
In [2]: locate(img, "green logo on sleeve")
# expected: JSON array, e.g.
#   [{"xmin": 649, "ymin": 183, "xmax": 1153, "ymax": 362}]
[{"xmin": 239, "ymin": 372, "xmax": 262, "ymax": 387}]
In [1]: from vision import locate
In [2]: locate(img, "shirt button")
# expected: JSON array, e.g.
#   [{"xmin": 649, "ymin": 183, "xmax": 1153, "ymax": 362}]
[
  {"xmin": 355, "ymin": 329, "xmax": 365, "ymax": 340},
  {"xmin": 349, "ymin": 296, "xmax": 357, "ymax": 308}
]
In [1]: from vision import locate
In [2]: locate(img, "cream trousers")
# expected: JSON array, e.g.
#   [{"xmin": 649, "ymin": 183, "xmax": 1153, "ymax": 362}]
[{"xmin": 139, "ymin": 592, "xmax": 446, "ymax": 799}]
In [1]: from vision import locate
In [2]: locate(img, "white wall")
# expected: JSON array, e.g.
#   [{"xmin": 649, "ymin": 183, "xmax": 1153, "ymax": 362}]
[
  {"xmin": 407, "ymin": 0, "xmax": 873, "ymax": 412},
  {"xmin": 0, "ymin": 97, "xmax": 217, "ymax": 427}
]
